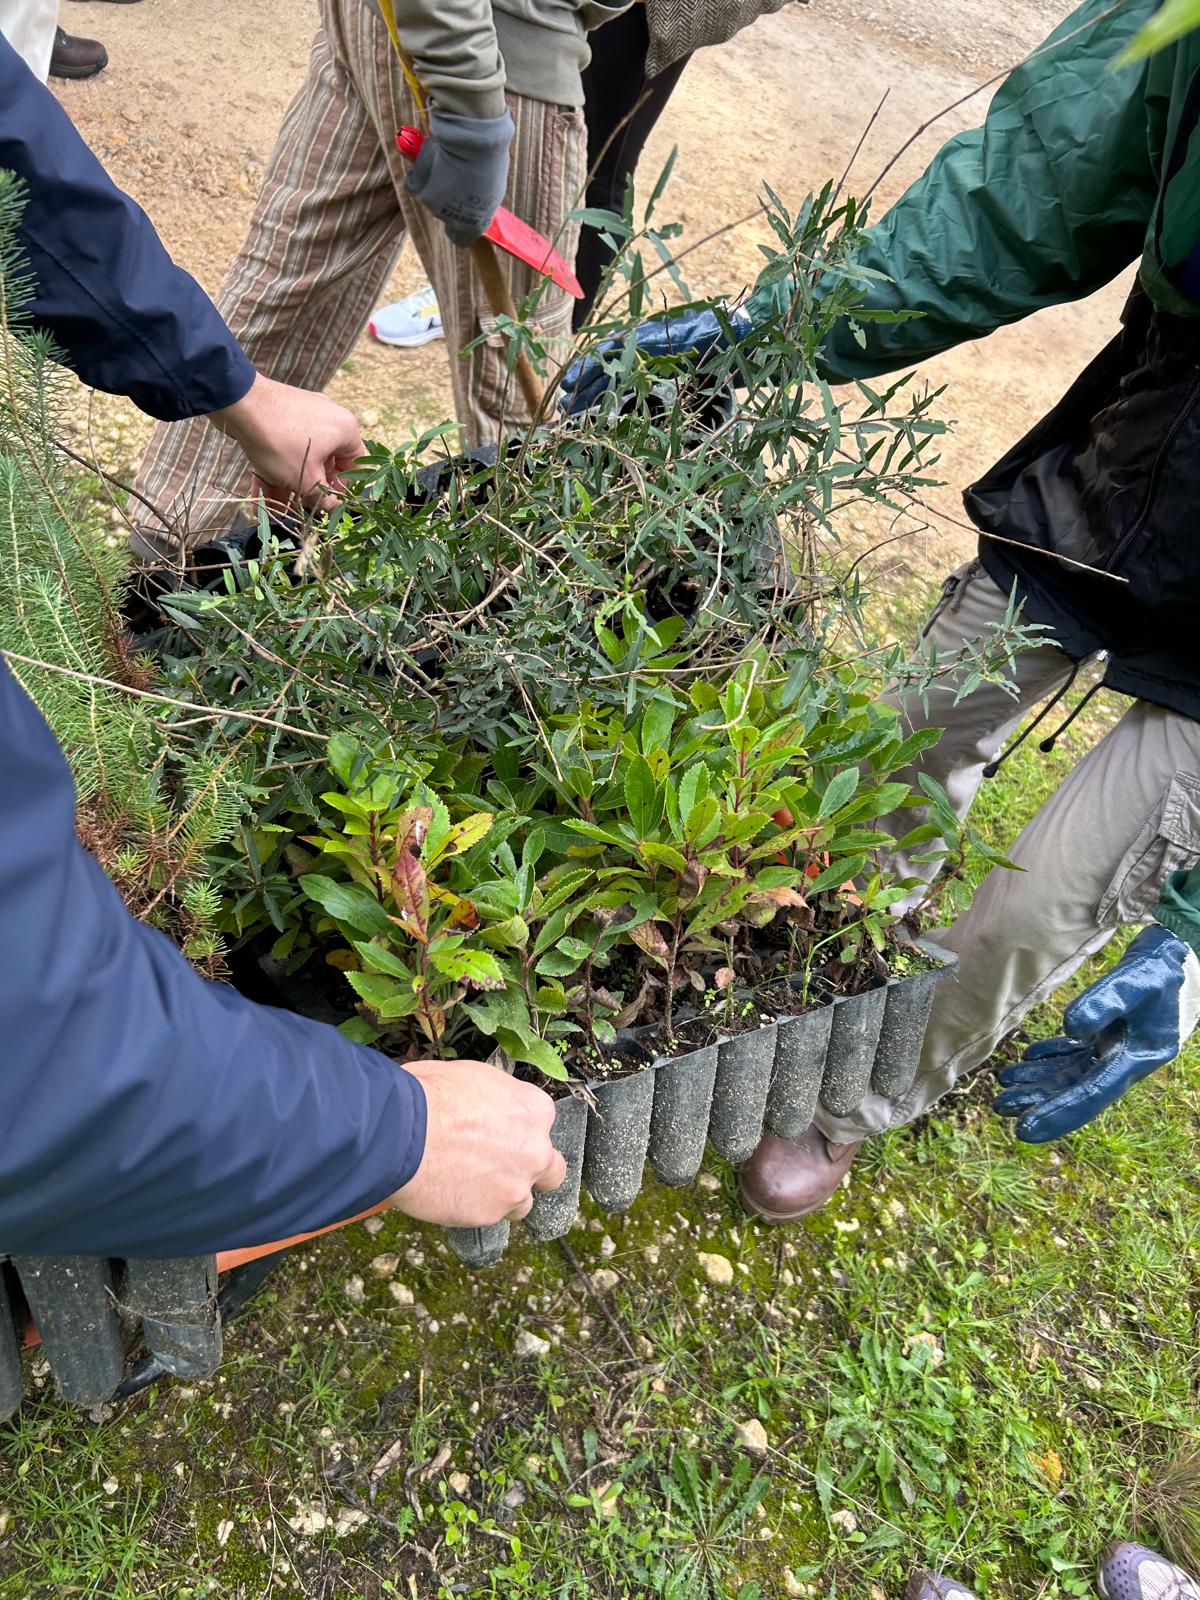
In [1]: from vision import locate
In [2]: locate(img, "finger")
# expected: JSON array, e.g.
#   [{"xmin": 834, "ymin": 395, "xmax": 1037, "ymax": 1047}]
[
  {"xmin": 997, "ymin": 1047, "xmax": 1089, "ymax": 1088},
  {"xmin": 995, "ymin": 1061, "xmax": 1087, "ymax": 1111},
  {"xmin": 532, "ymin": 1149, "xmax": 568, "ymax": 1194},
  {"xmin": 1015, "ymin": 1054, "xmax": 1133, "ymax": 1143},
  {"xmin": 994, "ymin": 1085, "xmax": 1051, "ymax": 1116},
  {"xmin": 504, "ymin": 1192, "xmax": 534, "ymax": 1223},
  {"xmin": 1019, "ymin": 1037, "xmax": 1083, "ymax": 1064}
]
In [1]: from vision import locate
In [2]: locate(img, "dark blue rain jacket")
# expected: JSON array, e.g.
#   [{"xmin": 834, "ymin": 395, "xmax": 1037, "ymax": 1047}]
[
  {"xmin": 0, "ymin": 29, "xmax": 254, "ymax": 419},
  {"xmin": 0, "ymin": 36, "xmax": 427, "ymax": 1254}
]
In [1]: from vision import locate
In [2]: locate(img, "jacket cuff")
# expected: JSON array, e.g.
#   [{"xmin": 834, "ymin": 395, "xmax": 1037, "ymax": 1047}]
[{"xmin": 1155, "ymin": 867, "xmax": 1200, "ymax": 959}]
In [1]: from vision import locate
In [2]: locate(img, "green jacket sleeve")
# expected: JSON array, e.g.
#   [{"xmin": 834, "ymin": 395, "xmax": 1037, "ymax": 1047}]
[
  {"xmin": 1155, "ymin": 867, "xmax": 1200, "ymax": 958},
  {"xmin": 752, "ymin": 0, "xmax": 1161, "ymax": 384}
]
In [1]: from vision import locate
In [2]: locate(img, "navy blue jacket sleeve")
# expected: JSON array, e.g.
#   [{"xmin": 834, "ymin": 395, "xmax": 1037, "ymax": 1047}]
[
  {"xmin": 0, "ymin": 658, "xmax": 427, "ymax": 1257},
  {"xmin": 0, "ymin": 31, "xmax": 255, "ymax": 420}
]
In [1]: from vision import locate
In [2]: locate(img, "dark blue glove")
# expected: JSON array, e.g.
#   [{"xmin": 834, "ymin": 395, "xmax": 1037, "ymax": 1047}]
[
  {"xmin": 406, "ymin": 108, "xmax": 515, "ymax": 249},
  {"xmin": 993, "ymin": 925, "xmax": 1200, "ymax": 1143},
  {"xmin": 560, "ymin": 303, "xmax": 756, "ymax": 414}
]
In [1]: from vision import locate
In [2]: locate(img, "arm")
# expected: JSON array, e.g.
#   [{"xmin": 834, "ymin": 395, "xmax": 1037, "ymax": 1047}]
[
  {"xmin": 0, "ymin": 31, "xmax": 253, "ymax": 420},
  {"xmin": 387, "ymin": 0, "xmax": 506, "ymax": 120},
  {"xmin": 0, "ymin": 656, "xmax": 426, "ymax": 1257},
  {"xmin": 800, "ymin": 0, "xmax": 1162, "ymax": 383}
]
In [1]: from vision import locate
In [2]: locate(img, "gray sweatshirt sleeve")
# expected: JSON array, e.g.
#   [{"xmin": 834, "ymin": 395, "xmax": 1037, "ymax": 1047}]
[{"xmin": 386, "ymin": 0, "xmax": 508, "ymax": 120}]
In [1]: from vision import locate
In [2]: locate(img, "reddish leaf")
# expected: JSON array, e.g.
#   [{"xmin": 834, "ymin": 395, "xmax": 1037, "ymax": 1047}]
[
  {"xmin": 629, "ymin": 920, "xmax": 672, "ymax": 968},
  {"xmin": 678, "ymin": 856, "xmax": 709, "ymax": 906},
  {"xmin": 446, "ymin": 895, "xmax": 481, "ymax": 931},
  {"xmin": 390, "ymin": 848, "xmax": 430, "ymax": 943},
  {"xmin": 756, "ymin": 885, "xmax": 809, "ymax": 908},
  {"xmin": 395, "ymin": 806, "xmax": 433, "ymax": 858}
]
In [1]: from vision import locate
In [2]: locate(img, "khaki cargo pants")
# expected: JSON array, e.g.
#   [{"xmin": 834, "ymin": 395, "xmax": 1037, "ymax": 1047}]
[
  {"xmin": 815, "ymin": 559, "xmax": 1200, "ymax": 1144},
  {"xmin": 131, "ymin": 0, "xmax": 584, "ymax": 562}
]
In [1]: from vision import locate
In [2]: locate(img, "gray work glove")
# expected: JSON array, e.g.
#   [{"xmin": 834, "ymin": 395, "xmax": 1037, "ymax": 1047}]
[{"xmin": 406, "ymin": 108, "xmax": 515, "ymax": 248}]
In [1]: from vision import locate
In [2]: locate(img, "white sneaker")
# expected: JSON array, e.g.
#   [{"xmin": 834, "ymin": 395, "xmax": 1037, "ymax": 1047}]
[
  {"xmin": 1099, "ymin": 1543, "xmax": 1200, "ymax": 1600},
  {"xmin": 369, "ymin": 286, "xmax": 444, "ymax": 348}
]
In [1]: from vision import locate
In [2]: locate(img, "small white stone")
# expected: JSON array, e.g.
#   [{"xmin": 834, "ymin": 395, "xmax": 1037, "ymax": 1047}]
[
  {"xmin": 216, "ymin": 1519, "xmax": 234, "ymax": 1548},
  {"xmin": 696, "ymin": 1173, "xmax": 720, "ymax": 1192},
  {"xmin": 785, "ymin": 1572, "xmax": 806, "ymax": 1597},
  {"xmin": 734, "ymin": 1419, "xmax": 769, "ymax": 1455},
  {"xmin": 643, "ymin": 1245, "xmax": 660, "ymax": 1265},
  {"xmin": 102, "ymin": 1477, "xmax": 119, "ymax": 1495},
  {"xmin": 389, "ymin": 1282, "xmax": 414, "ymax": 1306},
  {"xmin": 591, "ymin": 1268, "xmax": 619, "ymax": 1294},
  {"xmin": 514, "ymin": 1329, "xmax": 550, "ymax": 1358},
  {"xmin": 598, "ymin": 1235, "xmax": 616, "ymax": 1259},
  {"xmin": 448, "ymin": 1472, "xmax": 471, "ymax": 1496},
  {"xmin": 344, "ymin": 1276, "xmax": 365, "ymax": 1306},
  {"xmin": 831, "ymin": 1508, "xmax": 858, "ymax": 1534},
  {"xmin": 362, "ymin": 1214, "xmax": 385, "ymax": 1235},
  {"xmin": 370, "ymin": 1252, "xmax": 399, "ymax": 1278},
  {"xmin": 697, "ymin": 1252, "xmax": 734, "ymax": 1286},
  {"xmin": 833, "ymin": 1217, "xmax": 860, "ymax": 1234},
  {"xmin": 427, "ymin": 1319, "xmax": 440, "ymax": 1334},
  {"xmin": 334, "ymin": 1507, "xmax": 368, "ymax": 1537}
]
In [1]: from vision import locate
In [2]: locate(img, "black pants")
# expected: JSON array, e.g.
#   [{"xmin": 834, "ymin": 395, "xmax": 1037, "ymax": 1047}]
[{"xmin": 574, "ymin": 7, "xmax": 691, "ymax": 328}]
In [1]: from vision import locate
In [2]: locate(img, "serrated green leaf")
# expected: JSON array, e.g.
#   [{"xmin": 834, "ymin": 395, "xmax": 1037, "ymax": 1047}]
[
  {"xmin": 817, "ymin": 767, "xmax": 860, "ymax": 819},
  {"xmin": 299, "ymin": 874, "xmax": 393, "ymax": 936}
]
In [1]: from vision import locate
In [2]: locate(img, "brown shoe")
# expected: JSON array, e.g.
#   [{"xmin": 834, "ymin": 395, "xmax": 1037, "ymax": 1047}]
[
  {"xmin": 738, "ymin": 1126, "xmax": 862, "ymax": 1223},
  {"xmin": 905, "ymin": 1572, "xmax": 980, "ymax": 1600},
  {"xmin": 49, "ymin": 27, "xmax": 109, "ymax": 80}
]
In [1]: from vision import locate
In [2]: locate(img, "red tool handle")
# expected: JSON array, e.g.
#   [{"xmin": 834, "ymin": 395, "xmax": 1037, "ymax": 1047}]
[{"xmin": 396, "ymin": 125, "xmax": 424, "ymax": 162}]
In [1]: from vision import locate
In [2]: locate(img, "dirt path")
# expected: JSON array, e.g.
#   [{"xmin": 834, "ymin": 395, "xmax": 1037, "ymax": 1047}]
[{"xmin": 55, "ymin": 0, "xmax": 1128, "ymax": 578}]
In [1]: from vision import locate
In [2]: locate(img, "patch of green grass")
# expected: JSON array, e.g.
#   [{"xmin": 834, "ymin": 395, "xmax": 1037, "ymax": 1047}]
[{"xmin": 2, "ymin": 598, "xmax": 1198, "ymax": 1599}]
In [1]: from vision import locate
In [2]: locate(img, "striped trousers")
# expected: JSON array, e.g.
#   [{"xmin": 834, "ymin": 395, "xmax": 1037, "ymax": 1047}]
[{"xmin": 131, "ymin": 0, "xmax": 585, "ymax": 560}]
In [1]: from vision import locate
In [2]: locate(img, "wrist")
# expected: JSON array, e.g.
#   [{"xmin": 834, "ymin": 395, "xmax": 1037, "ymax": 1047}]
[{"xmin": 206, "ymin": 369, "xmax": 271, "ymax": 447}]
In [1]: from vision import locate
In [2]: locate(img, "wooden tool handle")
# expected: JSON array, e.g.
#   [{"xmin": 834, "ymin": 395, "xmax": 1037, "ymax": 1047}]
[{"xmin": 468, "ymin": 237, "xmax": 545, "ymax": 418}]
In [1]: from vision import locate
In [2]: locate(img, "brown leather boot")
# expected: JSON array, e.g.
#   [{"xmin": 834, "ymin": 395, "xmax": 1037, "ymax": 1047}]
[
  {"xmin": 49, "ymin": 27, "xmax": 109, "ymax": 80},
  {"xmin": 738, "ymin": 1126, "xmax": 863, "ymax": 1222}
]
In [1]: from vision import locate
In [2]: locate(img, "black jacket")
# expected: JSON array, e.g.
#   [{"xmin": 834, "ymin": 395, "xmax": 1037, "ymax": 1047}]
[{"xmin": 968, "ymin": 286, "xmax": 1200, "ymax": 721}]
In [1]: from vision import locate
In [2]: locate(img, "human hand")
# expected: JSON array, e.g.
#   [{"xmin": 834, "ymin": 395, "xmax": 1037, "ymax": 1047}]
[
  {"xmin": 206, "ymin": 371, "xmax": 364, "ymax": 514},
  {"xmin": 559, "ymin": 303, "xmax": 755, "ymax": 415},
  {"xmin": 388, "ymin": 1058, "xmax": 566, "ymax": 1227},
  {"xmin": 993, "ymin": 925, "xmax": 1200, "ymax": 1142},
  {"xmin": 406, "ymin": 108, "xmax": 515, "ymax": 248}
]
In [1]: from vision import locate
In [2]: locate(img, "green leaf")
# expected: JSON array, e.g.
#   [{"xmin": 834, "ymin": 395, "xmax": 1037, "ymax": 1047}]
[
  {"xmin": 327, "ymin": 732, "xmax": 364, "ymax": 787},
  {"xmin": 299, "ymin": 874, "xmax": 393, "ymax": 936},
  {"xmin": 640, "ymin": 696, "xmax": 676, "ymax": 757},
  {"xmin": 536, "ymin": 948, "xmax": 585, "ymax": 977},
  {"xmin": 495, "ymin": 1027, "xmax": 569, "ymax": 1082},
  {"xmin": 1114, "ymin": 0, "xmax": 1200, "ymax": 63},
  {"xmin": 623, "ymin": 753, "xmax": 664, "ymax": 839},
  {"xmin": 352, "ymin": 939, "xmax": 413, "ymax": 979},
  {"xmin": 640, "ymin": 840, "xmax": 688, "ymax": 873},
  {"xmin": 684, "ymin": 795, "xmax": 721, "ymax": 845},
  {"xmin": 817, "ymin": 767, "xmax": 860, "ymax": 819},
  {"xmin": 430, "ymin": 947, "xmax": 505, "ymax": 987},
  {"xmin": 677, "ymin": 763, "xmax": 710, "ymax": 820},
  {"xmin": 477, "ymin": 914, "xmax": 530, "ymax": 950},
  {"xmin": 345, "ymin": 970, "xmax": 402, "ymax": 1011},
  {"xmin": 338, "ymin": 1015, "xmax": 382, "ymax": 1045}
]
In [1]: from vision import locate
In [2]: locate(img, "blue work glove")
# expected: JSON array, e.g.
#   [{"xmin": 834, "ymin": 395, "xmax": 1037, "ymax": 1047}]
[
  {"xmin": 993, "ymin": 925, "xmax": 1200, "ymax": 1143},
  {"xmin": 560, "ymin": 303, "xmax": 756, "ymax": 414},
  {"xmin": 406, "ymin": 108, "xmax": 515, "ymax": 249}
]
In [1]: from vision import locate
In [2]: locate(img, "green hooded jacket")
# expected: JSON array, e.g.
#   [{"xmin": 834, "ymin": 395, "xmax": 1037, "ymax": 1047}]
[
  {"xmin": 746, "ymin": 0, "xmax": 1200, "ymax": 946},
  {"xmin": 749, "ymin": 0, "xmax": 1200, "ymax": 378}
]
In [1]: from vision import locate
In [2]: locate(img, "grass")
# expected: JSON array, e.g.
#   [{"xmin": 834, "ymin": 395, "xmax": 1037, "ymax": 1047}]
[{"xmin": 1, "ymin": 583, "xmax": 1198, "ymax": 1600}]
